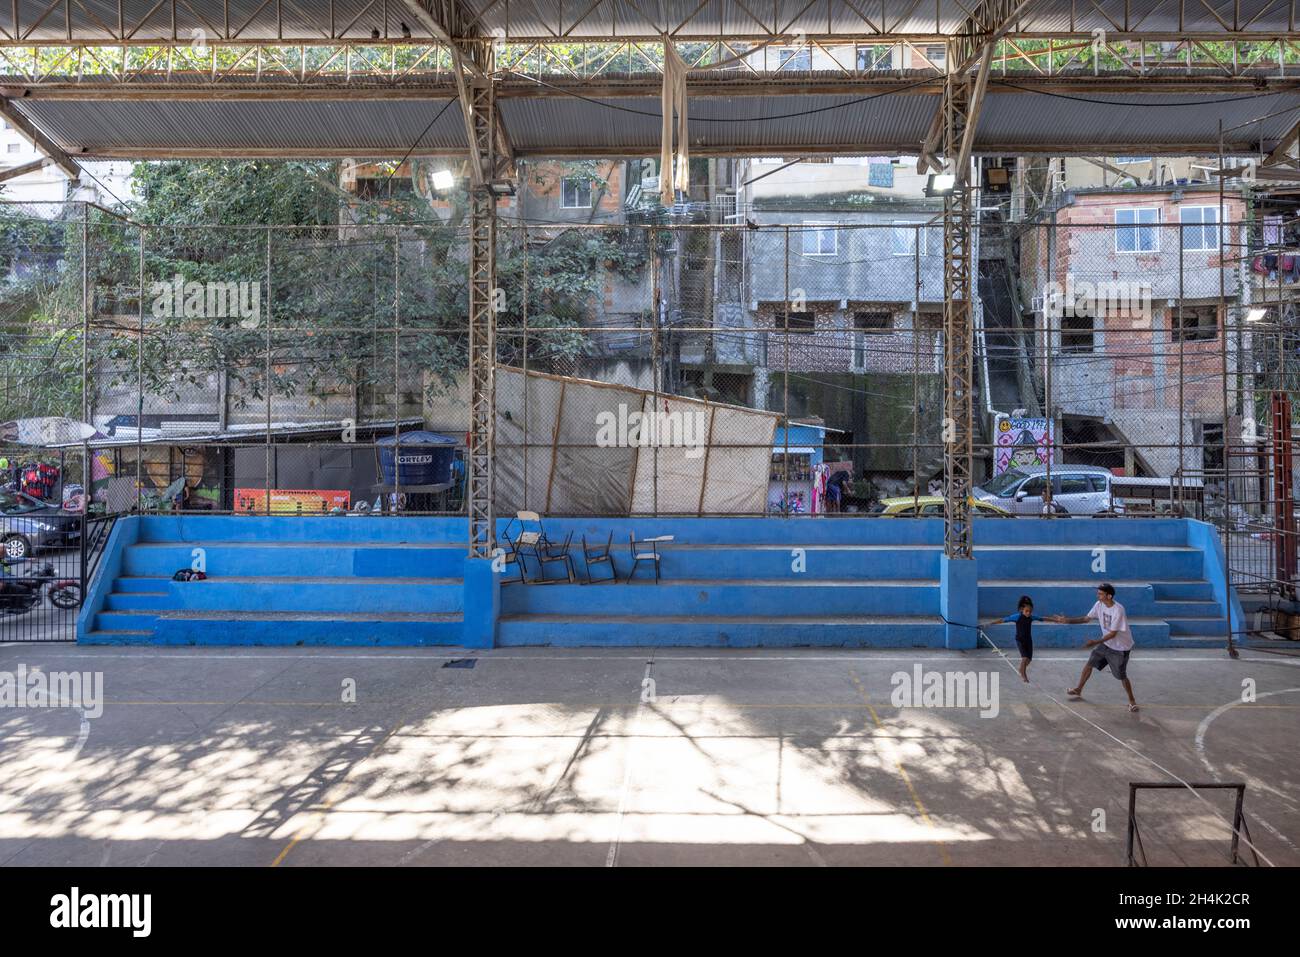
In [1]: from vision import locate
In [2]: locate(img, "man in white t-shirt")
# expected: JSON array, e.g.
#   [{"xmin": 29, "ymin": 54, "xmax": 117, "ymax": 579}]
[{"xmin": 1053, "ymin": 583, "xmax": 1140, "ymax": 712}]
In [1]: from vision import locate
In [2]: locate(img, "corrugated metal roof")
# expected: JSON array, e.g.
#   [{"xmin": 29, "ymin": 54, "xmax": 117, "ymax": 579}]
[
  {"xmin": 14, "ymin": 85, "xmax": 1298, "ymax": 157},
  {"xmin": 18, "ymin": 98, "xmax": 466, "ymax": 155}
]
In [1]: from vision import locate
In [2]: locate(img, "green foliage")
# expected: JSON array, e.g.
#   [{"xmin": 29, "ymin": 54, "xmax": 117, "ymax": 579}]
[{"xmin": 0, "ymin": 160, "xmax": 649, "ymax": 424}]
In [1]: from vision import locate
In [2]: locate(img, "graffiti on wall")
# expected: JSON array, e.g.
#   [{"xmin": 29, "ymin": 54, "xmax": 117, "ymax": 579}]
[{"xmin": 995, "ymin": 416, "xmax": 1054, "ymax": 476}]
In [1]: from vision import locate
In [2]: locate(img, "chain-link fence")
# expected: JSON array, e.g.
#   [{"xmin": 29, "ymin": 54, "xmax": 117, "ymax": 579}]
[{"xmin": 0, "ymin": 200, "xmax": 1292, "ymax": 593}]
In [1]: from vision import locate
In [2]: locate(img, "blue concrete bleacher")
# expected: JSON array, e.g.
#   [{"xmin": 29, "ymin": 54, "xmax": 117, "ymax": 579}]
[{"xmin": 78, "ymin": 514, "xmax": 1239, "ymax": 648}]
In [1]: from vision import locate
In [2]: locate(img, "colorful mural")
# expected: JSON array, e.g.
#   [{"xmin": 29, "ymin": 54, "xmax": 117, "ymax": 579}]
[{"xmin": 995, "ymin": 415, "xmax": 1054, "ymax": 476}]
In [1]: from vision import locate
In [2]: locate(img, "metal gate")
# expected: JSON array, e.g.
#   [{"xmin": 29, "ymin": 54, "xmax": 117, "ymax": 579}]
[{"xmin": 0, "ymin": 446, "xmax": 116, "ymax": 642}]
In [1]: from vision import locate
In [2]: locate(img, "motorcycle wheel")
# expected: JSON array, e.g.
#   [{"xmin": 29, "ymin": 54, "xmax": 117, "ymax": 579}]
[{"xmin": 48, "ymin": 585, "xmax": 82, "ymax": 609}]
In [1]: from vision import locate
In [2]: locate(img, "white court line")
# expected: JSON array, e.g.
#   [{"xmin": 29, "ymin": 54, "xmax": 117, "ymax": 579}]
[
  {"xmin": 606, "ymin": 660, "xmax": 654, "ymax": 867},
  {"xmin": 1193, "ymin": 688, "xmax": 1300, "ymax": 852},
  {"xmin": 978, "ymin": 630, "xmax": 1278, "ymax": 867}
]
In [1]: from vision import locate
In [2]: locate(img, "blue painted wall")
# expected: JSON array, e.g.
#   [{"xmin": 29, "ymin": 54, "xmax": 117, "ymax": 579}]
[{"xmin": 80, "ymin": 514, "xmax": 1238, "ymax": 649}]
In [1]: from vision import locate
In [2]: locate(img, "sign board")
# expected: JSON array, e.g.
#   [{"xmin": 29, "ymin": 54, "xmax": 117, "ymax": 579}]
[{"xmin": 235, "ymin": 488, "xmax": 351, "ymax": 514}]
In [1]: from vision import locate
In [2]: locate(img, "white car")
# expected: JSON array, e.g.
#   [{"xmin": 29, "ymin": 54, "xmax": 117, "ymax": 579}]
[{"xmin": 973, "ymin": 465, "xmax": 1115, "ymax": 515}]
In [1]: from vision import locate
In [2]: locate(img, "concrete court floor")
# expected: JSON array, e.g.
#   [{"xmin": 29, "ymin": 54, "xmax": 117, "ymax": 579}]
[{"xmin": 1, "ymin": 642, "xmax": 1298, "ymax": 867}]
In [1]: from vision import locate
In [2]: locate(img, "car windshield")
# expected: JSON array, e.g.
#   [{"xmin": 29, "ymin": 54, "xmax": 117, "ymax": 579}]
[{"xmin": 981, "ymin": 469, "xmax": 1028, "ymax": 496}]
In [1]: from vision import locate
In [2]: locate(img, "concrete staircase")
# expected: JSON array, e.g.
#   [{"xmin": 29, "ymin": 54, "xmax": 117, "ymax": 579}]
[
  {"xmin": 499, "ymin": 523, "xmax": 945, "ymax": 647},
  {"xmin": 975, "ymin": 519, "xmax": 1232, "ymax": 649},
  {"xmin": 83, "ymin": 516, "xmax": 465, "ymax": 646},
  {"xmin": 79, "ymin": 515, "xmax": 1236, "ymax": 649}
]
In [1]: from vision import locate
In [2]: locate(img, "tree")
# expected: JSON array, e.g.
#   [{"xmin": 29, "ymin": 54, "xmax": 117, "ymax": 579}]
[{"xmin": 0, "ymin": 159, "xmax": 649, "ymax": 425}]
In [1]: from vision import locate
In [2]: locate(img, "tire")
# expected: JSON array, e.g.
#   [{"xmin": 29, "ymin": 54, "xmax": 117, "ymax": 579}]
[
  {"xmin": 2, "ymin": 534, "xmax": 31, "ymax": 562},
  {"xmin": 48, "ymin": 585, "xmax": 81, "ymax": 609}
]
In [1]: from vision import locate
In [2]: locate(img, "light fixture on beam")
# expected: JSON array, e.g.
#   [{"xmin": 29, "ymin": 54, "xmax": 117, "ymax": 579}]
[
  {"xmin": 430, "ymin": 168, "xmax": 455, "ymax": 191},
  {"xmin": 924, "ymin": 172, "xmax": 956, "ymax": 197},
  {"xmin": 1245, "ymin": 307, "xmax": 1268, "ymax": 323}
]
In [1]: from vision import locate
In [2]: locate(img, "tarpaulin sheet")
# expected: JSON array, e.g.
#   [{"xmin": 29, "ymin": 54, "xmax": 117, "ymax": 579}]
[{"xmin": 494, "ymin": 367, "xmax": 778, "ymax": 515}]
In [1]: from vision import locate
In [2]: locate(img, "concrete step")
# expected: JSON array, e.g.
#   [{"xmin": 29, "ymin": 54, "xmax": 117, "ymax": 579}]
[
  {"xmin": 1165, "ymin": 616, "xmax": 1231, "ymax": 636},
  {"xmin": 122, "ymin": 541, "xmax": 464, "ymax": 578},
  {"xmin": 497, "ymin": 614, "xmax": 946, "ymax": 648},
  {"xmin": 146, "ymin": 610, "xmax": 464, "ymax": 646},
  {"xmin": 972, "ymin": 545, "xmax": 1204, "ymax": 579},
  {"xmin": 503, "ymin": 579, "xmax": 938, "ymax": 616},
  {"xmin": 647, "ymin": 544, "xmax": 942, "ymax": 579},
  {"xmin": 982, "ymin": 618, "xmax": 1173, "ymax": 647}
]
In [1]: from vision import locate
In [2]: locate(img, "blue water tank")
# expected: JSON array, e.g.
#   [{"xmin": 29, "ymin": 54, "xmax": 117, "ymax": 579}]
[{"xmin": 376, "ymin": 431, "xmax": 458, "ymax": 486}]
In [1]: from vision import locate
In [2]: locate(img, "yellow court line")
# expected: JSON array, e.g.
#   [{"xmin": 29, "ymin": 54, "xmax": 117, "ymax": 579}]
[
  {"xmin": 269, "ymin": 717, "xmax": 408, "ymax": 868},
  {"xmin": 849, "ymin": 669, "xmax": 953, "ymax": 867}
]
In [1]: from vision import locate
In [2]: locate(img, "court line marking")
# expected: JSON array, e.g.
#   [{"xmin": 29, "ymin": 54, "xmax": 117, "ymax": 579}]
[
  {"xmin": 1193, "ymin": 688, "xmax": 1300, "ymax": 852},
  {"xmin": 269, "ymin": 717, "xmax": 407, "ymax": 868},
  {"xmin": 848, "ymin": 669, "xmax": 953, "ymax": 866},
  {"xmin": 978, "ymin": 630, "xmax": 1277, "ymax": 867},
  {"xmin": 606, "ymin": 660, "xmax": 654, "ymax": 867}
]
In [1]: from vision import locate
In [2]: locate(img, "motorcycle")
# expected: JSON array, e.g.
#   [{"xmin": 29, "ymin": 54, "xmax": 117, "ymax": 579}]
[{"xmin": 0, "ymin": 558, "xmax": 82, "ymax": 616}]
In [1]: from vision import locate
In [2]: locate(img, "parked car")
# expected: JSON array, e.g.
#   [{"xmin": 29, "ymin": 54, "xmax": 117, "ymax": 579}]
[
  {"xmin": 873, "ymin": 495, "xmax": 1012, "ymax": 517},
  {"xmin": 0, "ymin": 490, "xmax": 82, "ymax": 561},
  {"xmin": 973, "ymin": 464, "xmax": 1114, "ymax": 515}
]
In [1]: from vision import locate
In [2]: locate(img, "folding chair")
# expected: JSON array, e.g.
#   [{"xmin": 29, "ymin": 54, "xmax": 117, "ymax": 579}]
[
  {"xmin": 581, "ymin": 532, "xmax": 618, "ymax": 584},
  {"xmin": 512, "ymin": 511, "xmax": 545, "ymax": 583},
  {"xmin": 496, "ymin": 517, "xmax": 527, "ymax": 585},
  {"xmin": 627, "ymin": 534, "xmax": 672, "ymax": 583},
  {"xmin": 531, "ymin": 529, "xmax": 577, "ymax": 584}
]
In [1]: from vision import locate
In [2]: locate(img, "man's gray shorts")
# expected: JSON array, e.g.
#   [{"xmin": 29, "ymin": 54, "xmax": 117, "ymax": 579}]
[{"xmin": 1087, "ymin": 644, "xmax": 1130, "ymax": 680}]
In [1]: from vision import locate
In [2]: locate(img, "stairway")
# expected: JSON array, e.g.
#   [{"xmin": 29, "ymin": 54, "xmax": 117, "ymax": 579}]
[
  {"xmin": 976, "ymin": 519, "xmax": 1232, "ymax": 649},
  {"xmin": 80, "ymin": 515, "xmax": 1235, "ymax": 649},
  {"xmin": 83, "ymin": 516, "xmax": 465, "ymax": 646}
]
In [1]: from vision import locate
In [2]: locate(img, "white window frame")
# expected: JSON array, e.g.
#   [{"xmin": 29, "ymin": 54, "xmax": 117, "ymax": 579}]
[
  {"xmin": 560, "ymin": 176, "xmax": 592, "ymax": 209},
  {"xmin": 857, "ymin": 45, "xmax": 894, "ymax": 71},
  {"xmin": 775, "ymin": 46, "xmax": 812, "ymax": 71},
  {"xmin": 1179, "ymin": 205, "xmax": 1220, "ymax": 252},
  {"xmin": 891, "ymin": 221, "xmax": 923, "ymax": 256},
  {"xmin": 802, "ymin": 221, "xmax": 837, "ymax": 256},
  {"xmin": 1115, "ymin": 207, "xmax": 1160, "ymax": 253}
]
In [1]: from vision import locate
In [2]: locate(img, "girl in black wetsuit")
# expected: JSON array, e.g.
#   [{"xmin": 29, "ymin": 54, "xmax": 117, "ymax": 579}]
[{"xmin": 987, "ymin": 595, "xmax": 1047, "ymax": 683}]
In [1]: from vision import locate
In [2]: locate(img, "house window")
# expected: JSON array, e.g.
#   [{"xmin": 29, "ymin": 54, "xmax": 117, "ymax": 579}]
[
  {"xmin": 857, "ymin": 45, "xmax": 892, "ymax": 71},
  {"xmin": 1060, "ymin": 310, "xmax": 1096, "ymax": 353},
  {"xmin": 1180, "ymin": 205, "xmax": 1220, "ymax": 252},
  {"xmin": 801, "ymin": 222, "xmax": 837, "ymax": 256},
  {"xmin": 776, "ymin": 46, "xmax": 811, "ymax": 71},
  {"xmin": 1201, "ymin": 422, "xmax": 1225, "ymax": 474},
  {"xmin": 783, "ymin": 310, "xmax": 816, "ymax": 332},
  {"xmin": 5, "ymin": 143, "xmax": 19, "ymax": 154},
  {"xmin": 1115, "ymin": 207, "xmax": 1160, "ymax": 253},
  {"xmin": 854, "ymin": 311, "xmax": 891, "ymax": 334},
  {"xmin": 1114, "ymin": 156, "xmax": 1152, "ymax": 164},
  {"xmin": 891, "ymin": 221, "xmax": 923, "ymax": 255},
  {"xmin": 560, "ymin": 177, "xmax": 592, "ymax": 208},
  {"xmin": 851, "ymin": 312, "xmax": 892, "ymax": 371},
  {"xmin": 1173, "ymin": 304, "xmax": 1218, "ymax": 342},
  {"xmin": 924, "ymin": 44, "xmax": 947, "ymax": 69}
]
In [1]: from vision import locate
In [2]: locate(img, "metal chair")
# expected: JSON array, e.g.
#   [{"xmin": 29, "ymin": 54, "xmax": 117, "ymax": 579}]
[
  {"xmin": 512, "ymin": 511, "xmax": 575, "ymax": 584},
  {"xmin": 531, "ymin": 529, "xmax": 577, "ymax": 584},
  {"xmin": 581, "ymin": 532, "xmax": 618, "ymax": 584},
  {"xmin": 627, "ymin": 533, "xmax": 672, "ymax": 583},
  {"xmin": 496, "ymin": 517, "xmax": 527, "ymax": 585}
]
